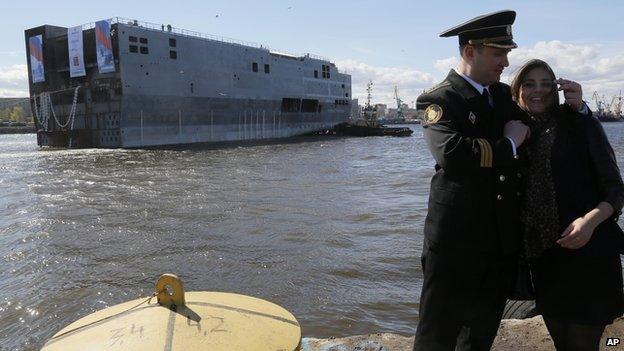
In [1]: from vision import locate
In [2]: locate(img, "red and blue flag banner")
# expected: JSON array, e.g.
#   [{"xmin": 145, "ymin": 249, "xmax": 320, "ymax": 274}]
[
  {"xmin": 95, "ymin": 20, "xmax": 115, "ymax": 73},
  {"xmin": 29, "ymin": 35, "xmax": 45, "ymax": 83}
]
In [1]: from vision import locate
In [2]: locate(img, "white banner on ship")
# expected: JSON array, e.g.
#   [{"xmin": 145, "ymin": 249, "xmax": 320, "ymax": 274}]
[
  {"xmin": 68, "ymin": 26, "xmax": 86, "ymax": 78},
  {"xmin": 28, "ymin": 35, "xmax": 45, "ymax": 83},
  {"xmin": 95, "ymin": 19, "xmax": 115, "ymax": 73}
]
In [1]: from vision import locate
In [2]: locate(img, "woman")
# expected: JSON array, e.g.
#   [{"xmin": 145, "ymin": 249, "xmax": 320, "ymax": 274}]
[{"xmin": 512, "ymin": 59, "xmax": 624, "ymax": 351}]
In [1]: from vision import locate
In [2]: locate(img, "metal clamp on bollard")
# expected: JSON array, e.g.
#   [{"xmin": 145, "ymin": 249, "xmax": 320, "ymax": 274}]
[{"xmin": 155, "ymin": 273, "xmax": 185, "ymax": 311}]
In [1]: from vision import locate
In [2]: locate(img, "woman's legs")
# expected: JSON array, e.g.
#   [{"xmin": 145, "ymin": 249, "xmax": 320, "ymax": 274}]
[{"xmin": 543, "ymin": 315, "xmax": 606, "ymax": 351}]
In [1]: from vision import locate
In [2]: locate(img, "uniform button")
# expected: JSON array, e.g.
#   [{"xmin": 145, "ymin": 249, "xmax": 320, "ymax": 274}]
[
  {"xmin": 517, "ymin": 173, "xmax": 522, "ymax": 178},
  {"xmin": 499, "ymin": 175, "xmax": 506, "ymax": 182},
  {"xmin": 497, "ymin": 195, "xmax": 503, "ymax": 200}
]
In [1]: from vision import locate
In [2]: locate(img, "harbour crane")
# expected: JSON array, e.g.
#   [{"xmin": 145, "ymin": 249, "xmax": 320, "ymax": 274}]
[
  {"xmin": 591, "ymin": 91, "xmax": 607, "ymax": 115},
  {"xmin": 591, "ymin": 91, "xmax": 623, "ymax": 121},
  {"xmin": 609, "ymin": 91, "xmax": 622, "ymax": 117}
]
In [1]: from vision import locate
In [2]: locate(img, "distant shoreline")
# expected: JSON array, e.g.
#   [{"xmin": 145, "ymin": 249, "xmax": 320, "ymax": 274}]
[{"xmin": 0, "ymin": 126, "xmax": 35, "ymax": 134}]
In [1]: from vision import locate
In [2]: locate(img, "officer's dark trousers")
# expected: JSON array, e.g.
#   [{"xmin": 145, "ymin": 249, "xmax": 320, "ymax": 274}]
[{"xmin": 413, "ymin": 242, "xmax": 516, "ymax": 351}]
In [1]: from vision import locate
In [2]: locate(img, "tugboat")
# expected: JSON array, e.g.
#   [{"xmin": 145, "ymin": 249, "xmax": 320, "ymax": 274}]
[{"xmin": 335, "ymin": 81, "xmax": 413, "ymax": 137}]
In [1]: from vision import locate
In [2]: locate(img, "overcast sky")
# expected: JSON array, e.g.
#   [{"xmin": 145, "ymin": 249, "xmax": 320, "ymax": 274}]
[{"xmin": 1, "ymin": 0, "xmax": 623, "ymax": 109}]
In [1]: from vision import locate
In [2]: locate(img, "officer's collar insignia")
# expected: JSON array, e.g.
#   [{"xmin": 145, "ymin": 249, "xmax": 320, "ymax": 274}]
[
  {"xmin": 424, "ymin": 104, "xmax": 443, "ymax": 124},
  {"xmin": 468, "ymin": 111, "xmax": 476, "ymax": 124}
]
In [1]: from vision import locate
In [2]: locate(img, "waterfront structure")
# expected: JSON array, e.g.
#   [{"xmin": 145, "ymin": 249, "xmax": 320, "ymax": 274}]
[{"xmin": 25, "ymin": 18, "xmax": 352, "ymax": 148}]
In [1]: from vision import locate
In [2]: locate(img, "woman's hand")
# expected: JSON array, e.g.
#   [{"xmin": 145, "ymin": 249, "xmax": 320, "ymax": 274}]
[
  {"xmin": 556, "ymin": 217, "xmax": 595, "ymax": 249},
  {"xmin": 555, "ymin": 78, "xmax": 583, "ymax": 111}
]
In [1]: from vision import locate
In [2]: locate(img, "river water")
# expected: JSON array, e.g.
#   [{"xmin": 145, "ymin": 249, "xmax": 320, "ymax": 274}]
[{"xmin": 0, "ymin": 124, "xmax": 622, "ymax": 350}]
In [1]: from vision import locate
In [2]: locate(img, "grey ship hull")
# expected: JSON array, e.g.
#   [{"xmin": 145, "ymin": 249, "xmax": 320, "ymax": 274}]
[
  {"xmin": 38, "ymin": 95, "xmax": 347, "ymax": 148},
  {"xmin": 26, "ymin": 18, "xmax": 352, "ymax": 148},
  {"xmin": 120, "ymin": 96, "xmax": 345, "ymax": 147}
]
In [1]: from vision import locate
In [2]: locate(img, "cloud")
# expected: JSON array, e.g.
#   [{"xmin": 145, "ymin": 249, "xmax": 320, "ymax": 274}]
[
  {"xmin": 0, "ymin": 89, "xmax": 29, "ymax": 98},
  {"xmin": 0, "ymin": 64, "xmax": 28, "ymax": 98},
  {"xmin": 378, "ymin": 40, "xmax": 624, "ymax": 110},
  {"xmin": 502, "ymin": 41, "xmax": 624, "ymax": 107},
  {"xmin": 335, "ymin": 59, "xmax": 436, "ymax": 106},
  {"xmin": 434, "ymin": 56, "xmax": 459, "ymax": 73},
  {"xmin": 337, "ymin": 40, "xmax": 624, "ymax": 108}
]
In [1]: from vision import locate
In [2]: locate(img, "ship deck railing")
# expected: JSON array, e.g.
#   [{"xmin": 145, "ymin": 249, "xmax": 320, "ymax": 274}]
[{"xmin": 75, "ymin": 17, "xmax": 340, "ymax": 70}]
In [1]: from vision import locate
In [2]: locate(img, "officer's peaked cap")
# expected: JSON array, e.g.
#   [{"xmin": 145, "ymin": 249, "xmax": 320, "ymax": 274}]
[{"xmin": 440, "ymin": 10, "xmax": 517, "ymax": 49}]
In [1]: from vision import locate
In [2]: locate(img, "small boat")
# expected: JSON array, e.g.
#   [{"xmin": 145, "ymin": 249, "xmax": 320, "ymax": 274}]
[{"xmin": 333, "ymin": 122, "xmax": 413, "ymax": 137}]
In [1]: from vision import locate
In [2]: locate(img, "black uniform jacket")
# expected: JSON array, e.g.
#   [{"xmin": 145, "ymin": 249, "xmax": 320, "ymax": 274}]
[
  {"xmin": 546, "ymin": 109, "xmax": 624, "ymax": 258},
  {"xmin": 418, "ymin": 70, "xmax": 526, "ymax": 255}
]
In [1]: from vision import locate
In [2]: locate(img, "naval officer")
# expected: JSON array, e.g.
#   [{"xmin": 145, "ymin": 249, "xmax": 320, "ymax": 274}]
[{"xmin": 413, "ymin": 10, "xmax": 530, "ymax": 351}]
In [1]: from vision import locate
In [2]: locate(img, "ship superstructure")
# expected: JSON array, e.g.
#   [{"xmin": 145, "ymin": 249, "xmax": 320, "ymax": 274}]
[{"xmin": 25, "ymin": 18, "xmax": 352, "ymax": 148}]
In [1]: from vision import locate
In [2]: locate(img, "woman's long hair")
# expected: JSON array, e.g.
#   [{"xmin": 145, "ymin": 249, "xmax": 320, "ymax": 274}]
[{"xmin": 510, "ymin": 59, "xmax": 560, "ymax": 110}]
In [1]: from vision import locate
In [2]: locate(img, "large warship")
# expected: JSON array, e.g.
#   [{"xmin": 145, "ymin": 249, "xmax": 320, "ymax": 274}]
[{"xmin": 24, "ymin": 18, "xmax": 352, "ymax": 148}]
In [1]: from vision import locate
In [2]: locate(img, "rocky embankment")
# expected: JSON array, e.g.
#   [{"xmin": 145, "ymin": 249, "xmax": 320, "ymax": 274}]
[{"xmin": 301, "ymin": 316, "xmax": 624, "ymax": 350}]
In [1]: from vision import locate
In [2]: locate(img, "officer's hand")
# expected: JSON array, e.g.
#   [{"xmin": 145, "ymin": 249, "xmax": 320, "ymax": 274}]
[
  {"xmin": 503, "ymin": 120, "xmax": 530, "ymax": 147},
  {"xmin": 555, "ymin": 78, "xmax": 583, "ymax": 111},
  {"xmin": 556, "ymin": 217, "xmax": 594, "ymax": 249}
]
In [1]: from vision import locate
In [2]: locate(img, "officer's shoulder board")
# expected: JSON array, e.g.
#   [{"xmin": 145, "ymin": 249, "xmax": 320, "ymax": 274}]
[
  {"xmin": 420, "ymin": 80, "xmax": 451, "ymax": 125},
  {"xmin": 423, "ymin": 80, "xmax": 451, "ymax": 95}
]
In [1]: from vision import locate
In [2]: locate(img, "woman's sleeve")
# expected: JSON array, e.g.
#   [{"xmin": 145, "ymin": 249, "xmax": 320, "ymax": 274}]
[{"xmin": 586, "ymin": 117, "xmax": 624, "ymax": 217}]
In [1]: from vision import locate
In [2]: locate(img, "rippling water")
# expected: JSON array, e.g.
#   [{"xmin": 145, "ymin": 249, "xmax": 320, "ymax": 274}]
[{"xmin": 1, "ymin": 123, "xmax": 623, "ymax": 350}]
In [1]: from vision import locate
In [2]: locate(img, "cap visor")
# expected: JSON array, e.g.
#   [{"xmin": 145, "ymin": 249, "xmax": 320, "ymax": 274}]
[{"xmin": 483, "ymin": 39, "xmax": 517, "ymax": 49}]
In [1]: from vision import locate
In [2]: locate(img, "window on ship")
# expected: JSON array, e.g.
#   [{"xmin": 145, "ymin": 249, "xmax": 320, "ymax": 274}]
[
  {"xmin": 322, "ymin": 65, "xmax": 331, "ymax": 79},
  {"xmin": 301, "ymin": 99, "xmax": 319, "ymax": 113},
  {"xmin": 252, "ymin": 62, "xmax": 258, "ymax": 72},
  {"xmin": 264, "ymin": 64, "xmax": 270, "ymax": 74},
  {"xmin": 281, "ymin": 98, "xmax": 301, "ymax": 112}
]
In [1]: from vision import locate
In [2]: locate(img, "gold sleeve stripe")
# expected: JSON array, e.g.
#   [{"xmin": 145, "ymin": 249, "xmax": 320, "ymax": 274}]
[
  {"xmin": 485, "ymin": 139, "xmax": 493, "ymax": 167},
  {"xmin": 476, "ymin": 138, "xmax": 493, "ymax": 168},
  {"xmin": 483, "ymin": 139, "xmax": 493, "ymax": 167},
  {"xmin": 476, "ymin": 139, "xmax": 486, "ymax": 167}
]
